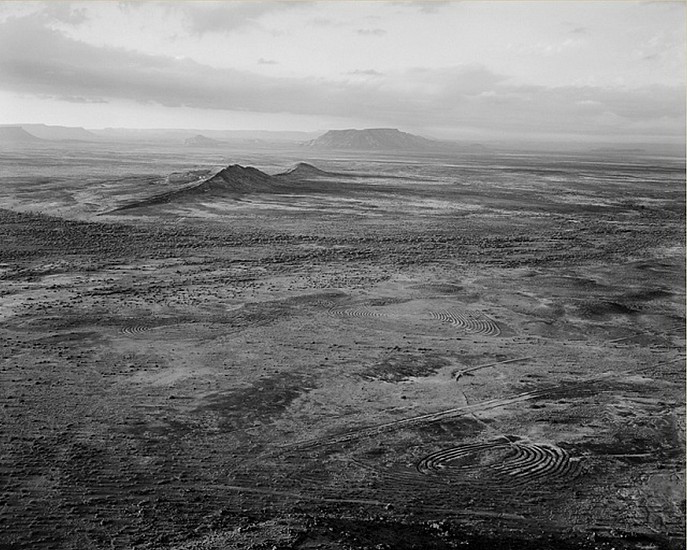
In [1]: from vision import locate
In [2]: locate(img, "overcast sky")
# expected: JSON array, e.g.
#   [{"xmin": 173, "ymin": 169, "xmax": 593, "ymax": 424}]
[{"xmin": 0, "ymin": 1, "xmax": 684, "ymax": 143}]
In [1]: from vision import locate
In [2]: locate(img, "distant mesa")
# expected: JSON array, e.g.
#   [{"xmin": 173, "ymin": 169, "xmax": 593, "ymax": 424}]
[
  {"xmin": 184, "ymin": 134, "xmax": 224, "ymax": 147},
  {"xmin": 306, "ymin": 128, "xmax": 438, "ymax": 151},
  {"xmin": 0, "ymin": 126, "xmax": 44, "ymax": 143}
]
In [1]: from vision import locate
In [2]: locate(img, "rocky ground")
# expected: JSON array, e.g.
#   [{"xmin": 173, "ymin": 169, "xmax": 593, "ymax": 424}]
[{"xmin": 0, "ymin": 145, "xmax": 684, "ymax": 549}]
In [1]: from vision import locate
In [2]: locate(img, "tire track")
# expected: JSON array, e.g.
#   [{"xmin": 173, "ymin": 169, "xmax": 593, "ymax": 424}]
[
  {"xmin": 281, "ymin": 357, "xmax": 684, "ymax": 452},
  {"xmin": 282, "ymin": 387, "xmax": 552, "ymax": 451},
  {"xmin": 454, "ymin": 356, "xmax": 534, "ymax": 380},
  {"xmin": 214, "ymin": 483, "xmax": 529, "ymax": 520}
]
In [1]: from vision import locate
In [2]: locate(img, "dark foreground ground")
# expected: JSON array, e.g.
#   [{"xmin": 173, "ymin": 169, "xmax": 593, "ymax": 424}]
[{"xmin": 0, "ymin": 143, "xmax": 685, "ymax": 549}]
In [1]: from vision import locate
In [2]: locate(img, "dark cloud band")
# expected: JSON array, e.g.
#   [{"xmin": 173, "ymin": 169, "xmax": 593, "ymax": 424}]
[{"xmin": 0, "ymin": 15, "xmax": 683, "ymax": 138}]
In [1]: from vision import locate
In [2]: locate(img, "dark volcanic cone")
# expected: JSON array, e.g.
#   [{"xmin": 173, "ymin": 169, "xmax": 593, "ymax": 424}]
[
  {"xmin": 112, "ymin": 164, "xmax": 281, "ymax": 211},
  {"xmin": 204, "ymin": 164, "xmax": 279, "ymax": 193},
  {"xmin": 108, "ymin": 161, "xmax": 376, "ymax": 214}
]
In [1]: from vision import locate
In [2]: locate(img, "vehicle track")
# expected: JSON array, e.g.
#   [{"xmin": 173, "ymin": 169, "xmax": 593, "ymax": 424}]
[
  {"xmin": 215, "ymin": 483, "xmax": 530, "ymax": 520},
  {"xmin": 430, "ymin": 309, "xmax": 501, "ymax": 336},
  {"xmin": 281, "ymin": 357, "xmax": 684, "ymax": 452},
  {"xmin": 454, "ymin": 356, "xmax": 533, "ymax": 379},
  {"xmin": 283, "ymin": 387, "xmax": 552, "ymax": 451}
]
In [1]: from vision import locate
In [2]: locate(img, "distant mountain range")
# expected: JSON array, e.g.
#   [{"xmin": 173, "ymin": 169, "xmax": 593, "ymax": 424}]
[
  {"xmin": 0, "ymin": 124, "xmax": 448, "ymax": 150},
  {"xmin": 92, "ymin": 128, "xmax": 319, "ymax": 143},
  {"xmin": 0, "ymin": 124, "xmax": 319, "ymax": 144},
  {"xmin": 306, "ymin": 128, "xmax": 438, "ymax": 151},
  {"xmin": 0, "ymin": 123, "xmax": 682, "ymax": 158}
]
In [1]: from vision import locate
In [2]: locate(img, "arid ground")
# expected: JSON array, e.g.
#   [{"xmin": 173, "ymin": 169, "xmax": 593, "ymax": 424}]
[{"xmin": 0, "ymin": 142, "xmax": 684, "ymax": 549}]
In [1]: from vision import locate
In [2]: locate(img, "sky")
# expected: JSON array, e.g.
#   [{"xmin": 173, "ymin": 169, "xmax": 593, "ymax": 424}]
[{"xmin": 0, "ymin": 0, "xmax": 684, "ymax": 143}]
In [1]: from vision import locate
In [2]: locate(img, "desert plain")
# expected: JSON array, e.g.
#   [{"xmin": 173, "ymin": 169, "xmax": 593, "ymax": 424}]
[{"xmin": 0, "ymin": 141, "xmax": 684, "ymax": 549}]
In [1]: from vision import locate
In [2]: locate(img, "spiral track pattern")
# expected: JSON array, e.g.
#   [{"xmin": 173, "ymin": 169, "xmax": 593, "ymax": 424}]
[
  {"xmin": 417, "ymin": 440, "xmax": 579, "ymax": 486},
  {"xmin": 119, "ymin": 324, "xmax": 154, "ymax": 335},
  {"xmin": 119, "ymin": 323, "xmax": 166, "ymax": 336},
  {"xmin": 327, "ymin": 306, "xmax": 387, "ymax": 319},
  {"xmin": 430, "ymin": 309, "xmax": 501, "ymax": 336}
]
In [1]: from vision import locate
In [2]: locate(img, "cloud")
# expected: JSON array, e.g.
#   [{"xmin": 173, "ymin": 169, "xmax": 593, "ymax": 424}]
[
  {"xmin": 0, "ymin": 16, "xmax": 682, "ymax": 140},
  {"xmin": 41, "ymin": 3, "xmax": 89, "ymax": 25},
  {"xmin": 347, "ymin": 69, "xmax": 384, "ymax": 76},
  {"xmin": 405, "ymin": 65, "xmax": 507, "ymax": 95},
  {"xmin": 307, "ymin": 17, "xmax": 338, "ymax": 27},
  {"xmin": 356, "ymin": 28, "xmax": 386, "ymax": 36},
  {"xmin": 173, "ymin": 1, "xmax": 301, "ymax": 34},
  {"xmin": 391, "ymin": 1, "xmax": 451, "ymax": 14},
  {"xmin": 0, "ymin": 16, "xmax": 388, "ymax": 116},
  {"xmin": 258, "ymin": 58, "xmax": 278, "ymax": 65},
  {"xmin": 56, "ymin": 94, "xmax": 107, "ymax": 103}
]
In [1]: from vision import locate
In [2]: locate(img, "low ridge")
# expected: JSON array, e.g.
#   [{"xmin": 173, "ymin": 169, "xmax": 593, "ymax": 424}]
[{"xmin": 276, "ymin": 162, "xmax": 335, "ymax": 178}]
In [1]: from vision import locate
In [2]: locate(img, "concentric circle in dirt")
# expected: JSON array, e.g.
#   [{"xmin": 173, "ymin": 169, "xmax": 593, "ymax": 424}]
[
  {"xmin": 327, "ymin": 306, "xmax": 388, "ymax": 319},
  {"xmin": 417, "ymin": 439, "xmax": 579, "ymax": 486},
  {"xmin": 319, "ymin": 299, "xmax": 509, "ymax": 336},
  {"xmin": 119, "ymin": 324, "xmax": 155, "ymax": 335},
  {"xmin": 429, "ymin": 310, "xmax": 501, "ymax": 336}
]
